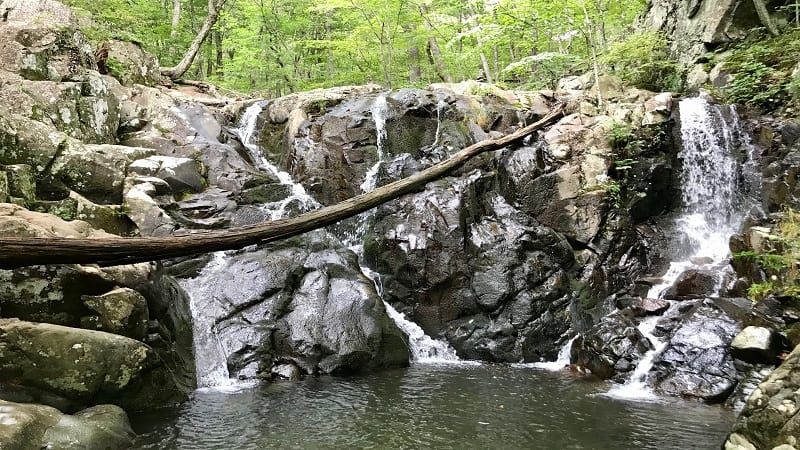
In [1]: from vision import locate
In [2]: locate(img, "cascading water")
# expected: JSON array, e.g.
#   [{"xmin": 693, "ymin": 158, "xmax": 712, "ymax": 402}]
[
  {"xmin": 235, "ymin": 102, "xmax": 319, "ymax": 219},
  {"xmin": 360, "ymin": 95, "xmax": 389, "ymax": 193},
  {"xmin": 607, "ymin": 96, "xmax": 758, "ymax": 400},
  {"xmin": 350, "ymin": 95, "xmax": 463, "ymax": 363},
  {"xmin": 183, "ymin": 102, "xmax": 322, "ymax": 389},
  {"xmin": 186, "ymin": 95, "xmax": 462, "ymax": 389}
]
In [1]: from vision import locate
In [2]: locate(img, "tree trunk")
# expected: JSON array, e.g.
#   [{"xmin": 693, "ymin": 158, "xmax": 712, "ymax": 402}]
[
  {"xmin": 419, "ymin": 4, "xmax": 452, "ymax": 83},
  {"xmin": 0, "ymin": 107, "xmax": 564, "ymax": 269},
  {"xmin": 408, "ymin": 45, "xmax": 421, "ymax": 83},
  {"xmin": 480, "ymin": 52, "xmax": 493, "ymax": 84},
  {"xmin": 753, "ymin": 0, "xmax": 780, "ymax": 36},
  {"xmin": 170, "ymin": 0, "xmax": 181, "ymax": 38},
  {"xmin": 162, "ymin": 0, "xmax": 227, "ymax": 80}
]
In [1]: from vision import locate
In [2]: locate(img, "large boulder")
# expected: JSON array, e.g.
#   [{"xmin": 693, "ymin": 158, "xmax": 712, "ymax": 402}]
[
  {"xmin": 650, "ymin": 299, "xmax": 742, "ymax": 402},
  {"xmin": 0, "ymin": 400, "xmax": 134, "ymax": 450},
  {"xmin": 731, "ymin": 326, "xmax": 783, "ymax": 364},
  {"xmin": 725, "ymin": 343, "xmax": 800, "ymax": 449},
  {"xmin": 0, "ymin": 319, "xmax": 159, "ymax": 410},
  {"xmin": 98, "ymin": 40, "xmax": 162, "ymax": 87},
  {"xmin": 0, "ymin": 204, "xmax": 194, "ymax": 409},
  {"xmin": 365, "ymin": 174, "xmax": 575, "ymax": 362},
  {"xmin": 181, "ymin": 230, "xmax": 408, "ymax": 383}
]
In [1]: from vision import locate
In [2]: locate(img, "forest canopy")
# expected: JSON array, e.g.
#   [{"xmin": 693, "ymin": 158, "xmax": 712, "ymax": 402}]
[{"xmin": 64, "ymin": 0, "xmax": 647, "ymax": 96}]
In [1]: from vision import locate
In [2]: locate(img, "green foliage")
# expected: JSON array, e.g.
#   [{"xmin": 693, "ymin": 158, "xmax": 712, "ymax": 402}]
[
  {"xmin": 600, "ymin": 32, "xmax": 682, "ymax": 92},
  {"xmin": 736, "ymin": 209, "xmax": 800, "ymax": 302},
  {"xmin": 608, "ymin": 122, "xmax": 633, "ymax": 151},
  {"xmin": 723, "ymin": 29, "xmax": 800, "ymax": 108}
]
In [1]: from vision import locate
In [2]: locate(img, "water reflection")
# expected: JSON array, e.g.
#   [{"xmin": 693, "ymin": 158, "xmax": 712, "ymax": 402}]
[{"xmin": 132, "ymin": 365, "xmax": 733, "ymax": 449}]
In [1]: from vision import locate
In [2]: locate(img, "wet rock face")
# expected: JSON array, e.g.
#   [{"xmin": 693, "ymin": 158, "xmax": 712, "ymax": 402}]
[
  {"xmin": 663, "ymin": 269, "xmax": 719, "ymax": 300},
  {"xmin": 183, "ymin": 231, "xmax": 408, "ymax": 380},
  {"xmin": 650, "ymin": 299, "xmax": 742, "ymax": 402},
  {"xmin": 0, "ymin": 400, "xmax": 135, "ymax": 450},
  {"xmin": 364, "ymin": 174, "xmax": 575, "ymax": 362},
  {"xmin": 570, "ymin": 312, "xmax": 653, "ymax": 381},
  {"xmin": 725, "ymin": 343, "xmax": 800, "ymax": 450}
]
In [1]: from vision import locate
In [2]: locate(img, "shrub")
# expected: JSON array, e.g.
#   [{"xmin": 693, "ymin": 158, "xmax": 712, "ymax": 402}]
[
  {"xmin": 600, "ymin": 32, "xmax": 682, "ymax": 92},
  {"xmin": 723, "ymin": 29, "xmax": 800, "ymax": 108}
]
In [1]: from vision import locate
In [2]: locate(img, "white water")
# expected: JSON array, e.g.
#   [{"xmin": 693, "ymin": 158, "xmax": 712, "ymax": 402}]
[
  {"xmin": 235, "ymin": 102, "xmax": 319, "ymax": 219},
  {"xmin": 513, "ymin": 336, "xmax": 578, "ymax": 371},
  {"xmin": 608, "ymin": 97, "xmax": 753, "ymax": 400},
  {"xmin": 360, "ymin": 95, "xmax": 389, "ymax": 193},
  {"xmin": 182, "ymin": 252, "xmax": 243, "ymax": 389}
]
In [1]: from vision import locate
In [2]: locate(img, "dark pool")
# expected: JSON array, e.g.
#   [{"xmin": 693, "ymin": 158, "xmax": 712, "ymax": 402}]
[{"xmin": 131, "ymin": 364, "xmax": 734, "ymax": 449}]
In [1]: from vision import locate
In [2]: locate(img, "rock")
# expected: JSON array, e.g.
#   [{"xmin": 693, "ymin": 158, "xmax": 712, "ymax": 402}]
[
  {"xmin": 731, "ymin": 326, "xmax": 782, "ymax": 364},
  {"xmin": 570, "ymin": 312, "xmax": 652, "ymax": 381},
  {"xmin": 271, "ymin": 363, "xmax": 301, "ymax": 381},
  {"xmin": 663, "ymin": 269, "xmax": 719, "ymax": 300},
  {"xmin": 99, "ymin": 40, "xmax": 162, "ymax": 86},
  {"xmin": 0, "ymin": 319, "xmax": 161, "ymax": 410},
  {"xmin": 129, "ymin": 156, "xmax": 205, "ymax": 194},
  {"xmin": 640, "ymin": 0, "xmax": 783, "ymax": 65},
  {"xmin": 0, "ymin": 172, "xmax": 8, "ymax": 203},
  {"xmin": 365, "ymin": 177, "xmax": 574, "ymax": 363},
  {"xmin": 642, "ymin": 92, "xmax": 673, "ymax": 125},
  {"xmin": 182, "ymin": 230, "xmax": 408, "ymax": 381},
  {"xmin": 123, "ymin": 179, "xmax": 177, "ymax": 236},
  {"xmin": 48, "ymin": 142, "xmax": 154, "ymax": 204},
  {"xmin": 0, "ymin": 400, "xmax": 134, "ymax": 450},
  {"xmin": 0, "ymin": 4, "xmax": 95, "ymax": 81},
  {"xmin": 3, "ymin": 164, "xmax": 36, "ymax": 203},
  {"xmin": 81, "ymin": 288, "xmax": 149, "ymax": 341},
  {"xmin": 651, "ymin": 300, "xmax": 741, "ymax": 402},
  {"xmin": 0, "ymin": 202, "xmax": 112, "ymax": 239},
  {"xmin": 726, "ymin": 344, "xmax": 800, "ymax": 449},
  {"xmin": 686, "ymin": 64, "xmax": 710, "ymax": 92}
]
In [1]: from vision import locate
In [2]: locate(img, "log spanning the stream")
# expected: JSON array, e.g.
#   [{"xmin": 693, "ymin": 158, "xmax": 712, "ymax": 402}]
[{"xmin": 0, "ymin": 106, "xmax": 564, "ymax": 269}]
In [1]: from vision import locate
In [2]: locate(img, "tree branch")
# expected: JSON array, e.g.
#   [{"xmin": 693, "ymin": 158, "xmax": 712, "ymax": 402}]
[{"xmin": 0, "ymin": 105, "xmax": 564, "ymax": 269}]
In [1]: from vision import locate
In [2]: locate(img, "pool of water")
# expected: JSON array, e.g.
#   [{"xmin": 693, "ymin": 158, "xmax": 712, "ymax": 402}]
[{"xmin": 131, "ymin": 364, "xmax": 735, "ymax": 449}]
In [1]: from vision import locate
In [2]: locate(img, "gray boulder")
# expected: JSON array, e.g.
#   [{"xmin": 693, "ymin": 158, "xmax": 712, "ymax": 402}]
[
  {"xmin": 365, "ymin": 175, "xmax": 574, "ymax": 363},
  {"xmin": 0, "ymin": 400, "xmax": 134, "ymax": 450},
  {"xmin": 731, "ymin": 326, "xmax": 783, "ymax": 364},
  {"xmin": 181, "ymin": 231, "xmax": 408, "ymax": 382},
  {"xmin": 98, "ymin": 40, "xmax": 162, "ymax": 87},
  {"xmin": 651, "ymin": 299, "xmax": 741, "ymax": 402}
]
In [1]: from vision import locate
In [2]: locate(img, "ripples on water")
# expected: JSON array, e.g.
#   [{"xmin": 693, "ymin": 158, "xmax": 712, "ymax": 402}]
[{"xmin": 131, "ymin": 365, "xmax": 733, "ymax": 449}]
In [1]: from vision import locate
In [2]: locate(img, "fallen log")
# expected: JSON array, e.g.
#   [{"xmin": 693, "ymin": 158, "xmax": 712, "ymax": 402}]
[{"xmin": 0, "ymin": 105, "xmax": 564, "ymax": 269}]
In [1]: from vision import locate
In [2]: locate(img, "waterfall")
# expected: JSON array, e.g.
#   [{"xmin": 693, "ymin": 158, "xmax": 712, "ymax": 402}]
[
  {"xmin": 514, "ymin": 336, "xmax": 578, "ymax": 371},
  {"xmin": 360, "ymin": 95, "xmax": 389, "ymax": 193},
  {"xmin": 607, "ymin": 96, "xmax": 756, "ymax": 400},
  {"xmin": 235, "ymin": 101, "xmax": 319, "ymax": 219}
]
